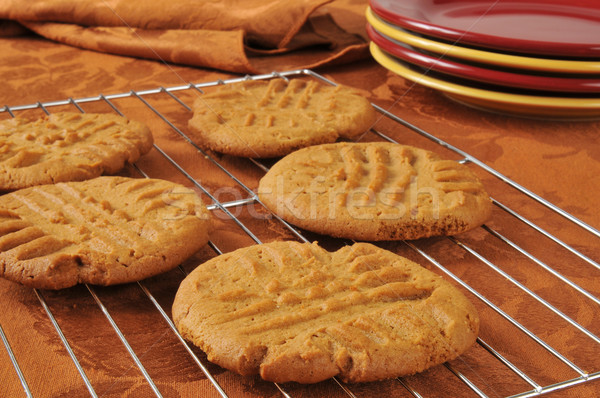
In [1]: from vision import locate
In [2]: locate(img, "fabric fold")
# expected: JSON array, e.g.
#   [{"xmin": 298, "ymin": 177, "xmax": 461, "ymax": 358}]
[{"xmin": 0, "ymin": 0, "xmax": 370, "ymax": 73}]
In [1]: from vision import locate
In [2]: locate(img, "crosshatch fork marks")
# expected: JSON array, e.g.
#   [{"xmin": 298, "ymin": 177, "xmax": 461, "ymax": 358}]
[
  {"xmin": 337, "ymin": 143, "xmax": 417, "ymax": 205},
  {"xmin": 247, "ymin": 80, "xmax": 321, "ymax": 128},
  {"xmin": 0, "ymin": 112, "xmax": 153, "ymax": 191},
  {"xmin": 257, "ymin": 142, "xmax": 492, "ymax": 241},
  {"xmin": 12, "ymin": 179, "xmax": 160, "ymax": 250},
  {"xmin": 186, "ymin": 77, "xmax": 378, "ymax": 158},
  {"xmin": 256, "ymin": 78, "xmax": 321, "ymax": 110},
  {"xmin": 184, "ymin": 241, "xmax": 435, "ymax": 334},
  {"xmin": 0, "ymin": 176, "xmax": 211, "ymax": 289},
  {"xmin": 173, "ymin": 241, "xmax": 479, "ymax": 384}
]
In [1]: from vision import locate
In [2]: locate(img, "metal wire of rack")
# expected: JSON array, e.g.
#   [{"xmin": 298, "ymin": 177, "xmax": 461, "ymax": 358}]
[{"xmin": 1, "ymin": 69, "xmax": 599, "ymax": 397}]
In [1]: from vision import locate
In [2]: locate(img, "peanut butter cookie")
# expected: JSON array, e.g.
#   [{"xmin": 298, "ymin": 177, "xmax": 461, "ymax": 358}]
[
  {"xmin": 258, "ymin": 142, "xmax": 492, "ymax": 240},
  {"xmin": 172, "ymin": 241, "xmax": 479, "ymax": 383},
  {"xmin": 0, "ymin": 176, "xmax": 210, "ymax": 289},
  {"xmin": 0, "ymin": 112, "xmax": 153, "ymax": 191},
  {"xmin": 187, "ymin": 78, "xmax": 377, "ymax": 158}
]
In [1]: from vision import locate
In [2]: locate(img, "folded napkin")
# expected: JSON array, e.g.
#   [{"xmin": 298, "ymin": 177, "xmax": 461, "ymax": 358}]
[{"xmin": 0, "ymin": 0, "xmax": 369, "ymax": 73}]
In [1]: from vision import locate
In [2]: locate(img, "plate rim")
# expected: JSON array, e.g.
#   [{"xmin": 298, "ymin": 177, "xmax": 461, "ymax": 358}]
[
  {"xmin": 366, "ymin": 24, "xmax": 600, "ymax": 93},
  {"xmin": 369, "ymin": 0, "xmax": 600, "ymax": 57},
  {"xmin": 366, "ymin": 7, "xmax": 600, "ymax": 75},
  {"xmin": 369, "ymin": 41, "xmax": 600, "ymax": 115}
]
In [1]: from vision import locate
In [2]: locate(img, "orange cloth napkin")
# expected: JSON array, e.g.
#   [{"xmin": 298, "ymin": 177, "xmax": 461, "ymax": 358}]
[{"xmin": 0, "ymin": 0, "xmax": 369, "ymax": 73}]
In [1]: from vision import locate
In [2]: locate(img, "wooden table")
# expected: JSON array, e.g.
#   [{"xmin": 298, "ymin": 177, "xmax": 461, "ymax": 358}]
[{"xmin": 1, "ymin": 29, "xmax": 599, "ymax": 398}]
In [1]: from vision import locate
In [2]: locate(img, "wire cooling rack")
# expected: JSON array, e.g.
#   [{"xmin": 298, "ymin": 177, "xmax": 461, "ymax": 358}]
[{"xmin": 1, "ymin": 69, "xmax": 599, "ymax": 397}]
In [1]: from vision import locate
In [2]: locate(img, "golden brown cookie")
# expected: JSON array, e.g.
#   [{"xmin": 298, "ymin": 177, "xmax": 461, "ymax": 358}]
[
  {"xmin": 187, "ymin": 78, "xmax": 377, "ymax": 158},
  {"xmin": 0, "ymin": 112, "xmax": 153, "ymax": 191},
  {"xmin": 172, "ymin": 241, "xmax": 479, "ymax": 384},
  {"xmin": 0, "ymin": 176, "xmax": 210, "ymax": 289},
  {"xmin": 258, "ymin": 142, "xmax": 492, "ymax": 241}
]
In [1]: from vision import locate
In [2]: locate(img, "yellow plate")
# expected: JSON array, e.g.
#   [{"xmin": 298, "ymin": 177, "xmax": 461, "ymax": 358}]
[
  {"xmin": 366, "ymin": 7, "xmax": 600, "ymax": 74},
  {"xmin": 369, "ymin": 42, "xmax": 600, "ymax": 119}
]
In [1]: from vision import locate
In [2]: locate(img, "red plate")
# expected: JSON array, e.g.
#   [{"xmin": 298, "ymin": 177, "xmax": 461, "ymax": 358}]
[
  {"xmin": 367, "ymin": 24, "xmax": 600, "ymax": 93},
  {"xmin": 369, "ymin": 0, "xmax": 600, "ymax": 58}
]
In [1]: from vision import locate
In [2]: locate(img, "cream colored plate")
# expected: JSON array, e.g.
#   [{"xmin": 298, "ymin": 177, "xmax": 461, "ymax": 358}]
[
  {"xmin": 366, "ymin": 7, "xmax": 600, "ymax": 74},
  {"xmin": 370, "ymin": 42, "xmax": 600, "ymax": 119}
]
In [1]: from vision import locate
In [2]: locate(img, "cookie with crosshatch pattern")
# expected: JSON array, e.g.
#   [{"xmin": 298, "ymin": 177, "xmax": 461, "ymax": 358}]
[
  {"xmin": 0, "ymin": 112, "xmax": 153, "ymax": 192},
  {"xmin": 258, "ymin": 142, "xmax": 492, "ymax": 241},
  {"xmin": 186, "ymin": 78, "xmax": 377, "ymax": 158},
  {"xmin": 0, "ymin": 176, "xmax": 210, "ymax": 289},
  {"xmin": 172, "ymin": 240, "xmax": 480, "ymax": 383}
]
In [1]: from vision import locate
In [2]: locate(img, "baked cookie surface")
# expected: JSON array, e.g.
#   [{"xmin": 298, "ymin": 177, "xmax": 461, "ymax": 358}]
[
  {"xmin": 258, "ymin": 142, "xmax": 492, "ymax": 241},
  {"xmin": 0, "ymin": 176, "xmax": 210, "ymax": 289},
  {"xmin": 187, "ymin": 78, "xmax": 377, "ymax": 158},
  {"xmin": 172, "ymin": 241, "xmax": 479, "ymax": 384},
  {"xmin": 0, "ymin": 112, "xmax": 153, "ymax": 191}
]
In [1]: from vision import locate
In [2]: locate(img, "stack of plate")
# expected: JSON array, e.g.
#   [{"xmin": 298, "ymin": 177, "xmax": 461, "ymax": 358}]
[{"xmin": 366, "ymin": 0, "xmax": 600, "ymax": 119}]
